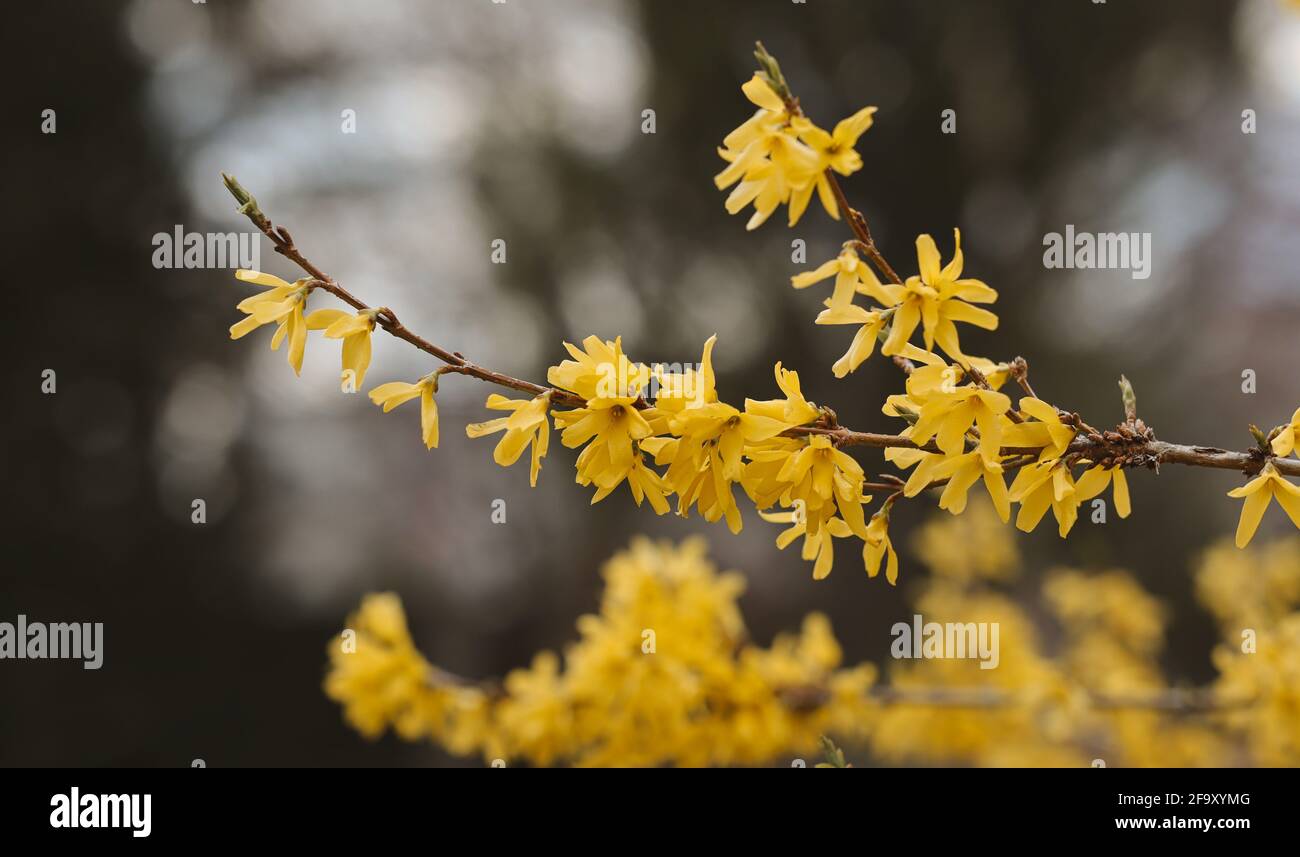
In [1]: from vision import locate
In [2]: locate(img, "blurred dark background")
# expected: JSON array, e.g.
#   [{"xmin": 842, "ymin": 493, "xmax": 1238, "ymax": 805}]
[{"xmin": 4, "ymin": 0, "xmax": 1299, "ymax": 766}]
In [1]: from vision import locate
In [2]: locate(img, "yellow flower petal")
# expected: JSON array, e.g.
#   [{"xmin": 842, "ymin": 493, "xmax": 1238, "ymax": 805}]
[
  {"xmin": 915, "ymin": 234, "xmax": 942, "ymax": 284},
  {"xmin": 235, "ymin": 270, "xmax": 292, "ymax": 289},
  {"xmin": 421, "ymin": 386, "xmax": 439, "ymax": 449},
  {"xmin": 305, "ymin": 308, "xmax": 349, "ymax": 331},
  {"xmin": 368, "ymin": 382, "xmax": 422, "ymax": 412},
  {"xmin": 1234, "ymin": 486, "xmax": 1271, "ymax": 548},
  {"xmin": 741, "ymin": 75, "xmax": 785, "ymax": 112},
  {"xmin": 1112, "ymin": 469, "xmax": 1131, "ymax": 518}
]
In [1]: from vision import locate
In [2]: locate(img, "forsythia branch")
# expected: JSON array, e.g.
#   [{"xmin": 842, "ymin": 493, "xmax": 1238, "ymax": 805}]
[
  {"xmin": 219, "ymin": 177, "xmax": 1300, "ymax": 480},
  {"xmin": 219, "ymin": 40, "xmax": 1300, "ymax": 585}
]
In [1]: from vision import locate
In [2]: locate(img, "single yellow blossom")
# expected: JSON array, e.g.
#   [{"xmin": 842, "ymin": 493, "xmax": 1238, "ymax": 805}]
[
  {"xmin": 548, "ymin": 335, "xmax": 650, "ymax": 402},
  {"xmin": 722, "ymin": 141, "xmax": 822, "ymax": 230},
  {"xmin": 663, "ymin": 402, "xmax": 788, "ymax": 487},
  {"xmin": 761, "ymin": 506, "xmax": 856, "ymax": 580},
  {"xmin": 1227, "ymin": 462, "xmax": 1300, "ymax": 548},
  {"xmin": 738, "ymin": 437, "xmax": 806, "ymax": 508},
  {"xmin": 1270, "ymin": 407, "xmax": 1300, "ymax": 457},
  {"xmin": 573, "ymin": 444, "xmax": 671, "ymax": 514},
  {"xmin": 305, "ymin": 307, "xmax": 380, "ymax": 390},
  {"xmin": 654, "ymin": 335, "xmax": 718, "ymax": 413},
  {"xmin": 369, "ymin": 375, "xmax": 440, "ymax": 449},
  {"xmin": 792, "ymin": 246, "xmax": 895, "ymax": 309},
  {"xmin": 620, "ymin": 450, "xmax": 673, "ymax": 514},
  {"xmin": 816, "ymin": 303, "xmax": 888, "ymax": 377},
  {"xmin": 743, "ymin": 362, "xmax": 821, "ymax": 427},
  {"xmin": 902, "ymin": 450, "xmax": 1010, "ymax": 522},
  {"xmin": 674, "ymin": 441, "xmax": 745, "ymax": 533},
  {"xmin": 555, "ymin": 398, "xmax": 657, "ymax": 494},
  {"xmin": 880, "ymin": 230, "xmax": 998, "ymax": 359},
  {"xmin": 229, "ymin": 269, "xmax": 312, "ymax": 375},
  {"xmin": 785, "ymin": 105, "xmax": 876, "ymax": 223},
  {"xmin": 1001, "ymin": 397, "xmax": 1077, "ymax": 461},
  {"xmin": 1074, "ymin": 465, "xmax": 1131, "ymax": 519},
  {"xmin": 465, "ymin": 392, "xmax": 552, "ymax": 487},
  {"xmin": 774, "ymin": 435, "xmax": 871, "ymax": 537},
  {"xmin": 1009, "ymin": 461, "xmax": 1080, "ymax": 537},
  {"xmin": 863, "ymin": 510, "xmax": 899, "ymax": 584},
  {"xmin": 713, "ymin": 76, "xmax": 794, "ymax": 187},
  {"xmin": 907, "ymin": 379, "xmax": 1012, "ymax": 467},
  {"xmin": 793, "ymin": 106, "xmax": 877, "ymax": 177}
]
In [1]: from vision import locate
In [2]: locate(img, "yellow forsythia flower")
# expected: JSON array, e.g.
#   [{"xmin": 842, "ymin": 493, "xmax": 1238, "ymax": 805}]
[
  {"xmin": 792, "ymin": 246, "xmax": 894, "ymax": 310},
  {"xmin": 746, "ymin": 362, "xmax": 822, "ymax": 427},
  {"xmin": 760, "ymin": 506, "xmax": 856, "ymax": 581},
  {"xmin": 792, "ymin": 105, "xmax": 877, "ymax": 176},
  {"xmin": 754, "ymin": 431, "xmax": 873, "ymax": 580},
  {"xmin": 465, "ymin": 392, "xmax": 551, "ymax": 487},
  {"xmin": 556, "ymin": 399, "xmax": 654, "ymax": 479},
  {"xmin": 775, "ymin": 435, "xmax": 871, "ymax": 536},
  {"xmin": 654, "ymin": 336, "xmax": 718, "ymax": 413},
  {"xmin": 817, "ymin": 303, "xmax": 889, "ymax": 377},
  {"xmin": 668, "ymin": 402, "xmax": 789, "ymax": 482},
  {"xmin": 369, "ymin": 376, "xmax": 440, "ymax": 449},
  {"xmin": 1074, "ymin": 465, "xmax": 1131, "ymax": 519},
  {"xmin": 920, "ymin": 450, "xmax": 1010, "ymax": 523},
  {"xmin": 1008, "ymin": 462, "xmax": 1081, "ymax": 535},
  {"xmin": 229, "ymin": 269, "xmax": 312, "ymax": 375},
  {"xmin": 1270, "ymin": 407, "xmax": 1300, "ymax": 457},
  {"xmin": 864, "ymin": 509, "xmax": 899, "ymax": 584},
  {"xmin": 906, "ymin": 374, "xmax": 1012, "ymax": 467},
  {"xmin": 751, "ymin": 432, "xmax": 872, "ymax": 578},
  {"xmin": 547, "ymin": 335, "xmax": 650, "ymax": 401},
  {"xmin": 881, "ymin": 230, "xmax": 998, "ymax": 359},
  {"xmin": 1001, "ymin": 397, "xmax": 1078, "ymax": 460},
  {"xmin": 1227, "ymin": 462, "xmax": 1300, "ymax": 548},
  {"xmin": 305, "ymin": 307, "xmax": 379, "ymax": 390},
  {"xmin": 1009, "ymin": 460, "xmax": 1080, "ymax": 537}
]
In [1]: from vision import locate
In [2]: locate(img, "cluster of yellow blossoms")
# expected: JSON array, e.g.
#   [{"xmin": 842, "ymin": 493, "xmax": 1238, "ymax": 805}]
[
  {"xmin": 713, "ymin": 72, "xmax": 875, "ymax": 229},
  {"xmin": 783, "ymin": 223, "xmax": 1141, "ymax": 548},
  {"xmin": 325, "ymin": 505, "xmax": 1300, "ymax": 767},
  {"xmin": 708, "ymin": 64, "xmax": 1300, "ymax": 553}
]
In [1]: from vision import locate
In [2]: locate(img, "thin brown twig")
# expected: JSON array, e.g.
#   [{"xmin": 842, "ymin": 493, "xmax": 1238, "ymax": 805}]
[{"xmin": 825, "ymin": 172, "xmax": 903, "ymax": 286}]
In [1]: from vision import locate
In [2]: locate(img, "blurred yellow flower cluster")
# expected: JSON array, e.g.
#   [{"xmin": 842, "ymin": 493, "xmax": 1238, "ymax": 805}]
[
  {"xmin": 323, "ymin": 591, "xmax": 493, "ymax": 757},
  {"xmin": 325, "ymin": 505, "xmax": 1300, "ymax": 767},
  {"xmin": 1199, "ymin": 539, "xmax": 1300, "ymax": 766},
  {"xmin": 326, "ymin": 538, "xmax": 876, "ymax": 766}
]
